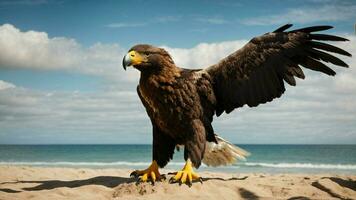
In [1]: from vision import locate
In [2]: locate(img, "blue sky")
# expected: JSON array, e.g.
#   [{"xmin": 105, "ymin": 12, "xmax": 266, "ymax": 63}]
[{"xmin": 0, "ymin": 0, "xmax": 356, "ymax": 144}]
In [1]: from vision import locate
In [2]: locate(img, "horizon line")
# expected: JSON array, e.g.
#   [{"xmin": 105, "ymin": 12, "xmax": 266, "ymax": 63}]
[{"xmin": 1, "ymin": 143, "xmax": 355, "ymax": 145}]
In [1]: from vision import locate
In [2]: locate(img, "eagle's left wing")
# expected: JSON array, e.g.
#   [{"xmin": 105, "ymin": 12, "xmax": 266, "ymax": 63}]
[{"xmin": 206, "ymin": 24, "xmax": 351, "ymax": 116}]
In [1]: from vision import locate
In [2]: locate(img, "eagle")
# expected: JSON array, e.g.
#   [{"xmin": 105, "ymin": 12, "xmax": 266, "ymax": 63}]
[{"xmin": 122, "ymin": 24, "xmax": 351, "ymax": 186}]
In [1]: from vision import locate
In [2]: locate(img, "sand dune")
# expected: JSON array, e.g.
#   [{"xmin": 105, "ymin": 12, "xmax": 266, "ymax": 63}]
[{"xmin": 0, "ymin": 166, "xmax": 355, "ymax": 200}]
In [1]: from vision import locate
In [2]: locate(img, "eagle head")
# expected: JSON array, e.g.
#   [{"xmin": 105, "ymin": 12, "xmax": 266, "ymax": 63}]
[{"xmin": 122, "ymin": 44, "xmax": 174, "ymax": 71}]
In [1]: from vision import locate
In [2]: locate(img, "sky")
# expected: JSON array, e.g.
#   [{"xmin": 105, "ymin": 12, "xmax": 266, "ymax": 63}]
[{"xmin": 0, "ymin": 0, "xmax": 356, "ymax": 144}]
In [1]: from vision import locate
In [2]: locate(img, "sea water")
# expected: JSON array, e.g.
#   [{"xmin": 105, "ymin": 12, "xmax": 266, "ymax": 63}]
[{"xmin": 0, "ymin": 144, "xmax": 355, "ymax": 174}]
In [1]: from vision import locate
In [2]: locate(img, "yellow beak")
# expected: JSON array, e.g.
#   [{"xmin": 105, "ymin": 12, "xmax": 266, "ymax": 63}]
[{"xmin": 122, "ymin": 51, "xmax": 146, "ymax": 70}]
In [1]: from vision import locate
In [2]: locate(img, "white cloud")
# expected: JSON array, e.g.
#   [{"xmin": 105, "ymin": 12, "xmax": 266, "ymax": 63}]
[
  {"xmin": 0, "ymin": 24, "xmax": 132, "ymax": 82},
  {"xmin": 0, "ymin": 80, "xmax": 16, "ymax": 90},
  {"xmin": 0, "ymin": 86, "xmax": 151, "ymax": 143},
  {"xmin": 163, "ymin": 40, "xmax": 248, "ymax": 68},
  {"xmin": 242, "ymin": 5, "xmax": 356, "ymax": 25}
]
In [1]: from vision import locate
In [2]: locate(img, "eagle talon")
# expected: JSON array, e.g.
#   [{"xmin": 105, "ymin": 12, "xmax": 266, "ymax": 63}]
[
  {"xmin": 130, "ymin": 170, "xmax": 139, "ymax": 178},
  {"xmin": 169, "ymin": 159, "xmax": 200, "ymax": 186},
  {"xmin": 187, "ymin": 182, "xmax": 192, "ymax": 187},
  {"xmin": 129, "ymin": 161, "xmax": 161, "ymax": 184},
  {"xmin": 160, "ymin": 174, "xmax": 167, "ymax": 180},
  {"xmin": 169, "ymin": 177, "xmax": 176, "ymax": 184}
]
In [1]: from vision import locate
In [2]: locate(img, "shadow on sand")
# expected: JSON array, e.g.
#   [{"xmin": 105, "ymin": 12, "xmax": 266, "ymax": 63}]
[
  {"xmin": 0, "ymin": 175, "xmax": 248, "ymax": 193},
  {"xmin": 1, "ymin": 176, "xmax": 135, "ymax": 192},
  {"xmin": 0, "ymin": 175, "xmax": 251, "ymax": 193},
  {"xmin": 238, "ymin": 188, "xmax": 260, "ymax": 200}
]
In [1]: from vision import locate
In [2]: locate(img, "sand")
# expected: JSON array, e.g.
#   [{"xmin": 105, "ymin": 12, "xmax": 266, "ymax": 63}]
[{"xmin": 0, "ymin": 166, "xmax": 355, "ymax": 200}]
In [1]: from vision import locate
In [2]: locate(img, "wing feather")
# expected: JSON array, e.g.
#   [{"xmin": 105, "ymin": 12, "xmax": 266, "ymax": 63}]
[
  {"xmin": 309, "ymin": 41, "xmax": 352, "ymax": 56},
  {"xmin": 302, "ymin": 57, "xmax": 336, "ymax": 76},
  {"xmin": 310, "ymin": 34, "xmax": 349, "ymax": 41},
  {"xmin": 273, "ymin": 24, "xmax": 293, "ymax": 32},
  {"xmin": 306, "ymin": 48, "xmax": 349, "ymax": 67},
  {"xmin": 290, "ymin": 25, "xmax": 333, "ymax": 33}
]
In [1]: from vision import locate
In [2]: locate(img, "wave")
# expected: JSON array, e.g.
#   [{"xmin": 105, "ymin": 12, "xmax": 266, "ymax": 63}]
[{"xmin": 243, "ymin": 162, "xmax": 356, "ymax": 170}]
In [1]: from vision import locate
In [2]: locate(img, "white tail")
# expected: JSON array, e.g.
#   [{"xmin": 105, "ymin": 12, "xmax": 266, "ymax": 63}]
[{"xmin": 202, "ymin": 135, "xmax": 250, "ymax": 167}]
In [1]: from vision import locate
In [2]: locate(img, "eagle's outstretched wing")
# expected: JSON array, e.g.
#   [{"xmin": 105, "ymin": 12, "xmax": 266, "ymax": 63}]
[{"xmin": 207, "ymin": 24, "xmax": 351, "ymax": 116}]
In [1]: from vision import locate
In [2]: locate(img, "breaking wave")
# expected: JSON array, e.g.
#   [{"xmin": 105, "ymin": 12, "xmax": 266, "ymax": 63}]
[{"xmin": 242, "ymin": 162, "xmax": 356, "ymax": 170}]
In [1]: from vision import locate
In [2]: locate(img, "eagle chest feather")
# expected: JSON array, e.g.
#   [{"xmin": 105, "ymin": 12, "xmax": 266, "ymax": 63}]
[{"xmin": 139, "ymin": 72, "xmax": 202, "ymax": 134}]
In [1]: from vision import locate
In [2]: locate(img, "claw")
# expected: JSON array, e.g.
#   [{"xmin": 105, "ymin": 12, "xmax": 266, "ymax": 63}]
[
  {"xmin": 130, "ymin": 170, "xmax": 138, "ymax": 178},
  {"xmin": 169, "ymin": 177, "xmax": 177, "ymax": 184},
  {"xmin": 129, "ymin": 160, "xmax": 161, "ymax": 185},
  {"xmin": 187, "ymin": 181, "xmax": 192, "ymax": 187},
  {"xmin": 160, "ymin": 174, "xmax": 167, "ymax": 180},
  {"xmin": 169, "ymin": 159, "xmax": 201, "ymax": 186}
]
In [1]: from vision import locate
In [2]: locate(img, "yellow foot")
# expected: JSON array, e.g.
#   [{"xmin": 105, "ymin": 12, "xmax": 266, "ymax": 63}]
[
  {"xmin": 169, "ymin": 159, "xmax": 203, "ymax": 187},
  {"xmin": 130, "ymin": 160, "xmax": 164, "ymax": 184}
]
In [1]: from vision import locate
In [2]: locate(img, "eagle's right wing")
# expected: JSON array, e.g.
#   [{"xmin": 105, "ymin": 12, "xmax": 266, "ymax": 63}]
[{"xmin": 207, "ymin": 24, "xmax": 351, "ymax": 116}]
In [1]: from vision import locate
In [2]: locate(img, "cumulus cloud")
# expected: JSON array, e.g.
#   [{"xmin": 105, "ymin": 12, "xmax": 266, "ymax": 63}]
[
  {"xmin": 0, "ymin": 24, "xmax": 134, "ymax": 82},
  {"xmin": 241, "ymin": 4, "xmax": 356, "ymax": 25},
  {"xmin": 163, "ymin": 40, "xmax": 248, "ymax": 68},
  {"xmin": 0, "ymin": 86, "xmax": 152, "ymax": 144},
  {"xmin": 0, "ymin": 80, "xmax": 16, "ymax": 90}
]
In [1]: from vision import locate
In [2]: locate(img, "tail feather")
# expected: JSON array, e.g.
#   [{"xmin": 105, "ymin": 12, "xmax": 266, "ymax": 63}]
[{"xmin": 202, "ymin": 135, "xmax": 250, "ymax": 167}]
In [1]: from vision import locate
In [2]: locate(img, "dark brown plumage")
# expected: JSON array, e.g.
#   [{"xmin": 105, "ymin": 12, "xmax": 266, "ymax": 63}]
[{"xmin": 123, "ymin": 24, "xmax": 351, "ymax": 176}]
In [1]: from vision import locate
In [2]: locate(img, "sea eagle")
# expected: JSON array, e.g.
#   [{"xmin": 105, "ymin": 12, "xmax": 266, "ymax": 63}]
[{"xmin": 122, "ymin": 24, "xmax": 351, "ymax": 186}]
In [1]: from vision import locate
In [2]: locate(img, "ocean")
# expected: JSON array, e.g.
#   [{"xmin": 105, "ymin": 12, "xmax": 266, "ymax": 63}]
[{"xmin": 0, "ymin": 145, "xmax": 355, "ymax": 174}]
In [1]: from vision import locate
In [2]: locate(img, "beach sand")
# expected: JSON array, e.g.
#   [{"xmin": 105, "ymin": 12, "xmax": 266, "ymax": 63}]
[{"xmin": 0, "ymin": 166, "xmax": 355, "ymax": 200}]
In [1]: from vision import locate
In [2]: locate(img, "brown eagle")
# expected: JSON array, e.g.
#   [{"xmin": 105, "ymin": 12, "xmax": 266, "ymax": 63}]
[{"xmin": 122, "ymin": 24, "xmax": 351, "ymax": 186}]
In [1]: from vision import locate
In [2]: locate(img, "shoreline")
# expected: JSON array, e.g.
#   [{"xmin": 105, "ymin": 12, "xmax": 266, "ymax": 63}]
[
  {"xmin": 1, "ymin": 166, "xmax": 355, "ymax": 200},
  {"xmin": 0, "ymin": 163, "xmax": 355, "ymax": 176}
]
